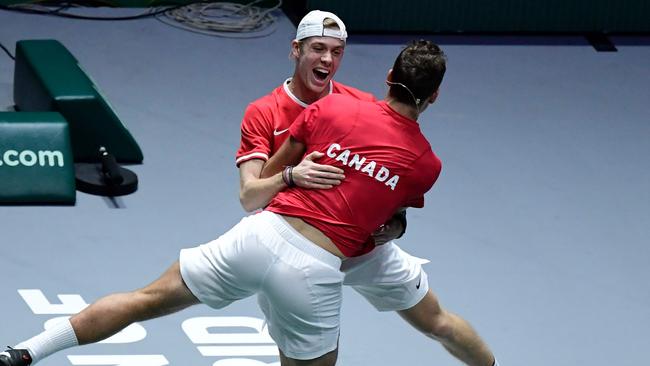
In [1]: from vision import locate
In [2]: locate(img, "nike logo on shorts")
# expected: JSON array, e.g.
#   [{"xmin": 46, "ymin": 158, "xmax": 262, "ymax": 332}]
[
  {"xmin": 273, "ymin": 128, "xmax": 289, "ymax": 136},
  {"xmin": 416, "ymin": 277, "xmax": 421, "ymax": 289}
]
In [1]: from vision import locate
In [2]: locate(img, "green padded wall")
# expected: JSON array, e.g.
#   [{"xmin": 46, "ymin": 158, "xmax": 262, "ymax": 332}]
[
  {"xmin": 304, "ymin": 0, "xmax": 650, "ymax": 33},
  {"xmin": 0, "ymin": 112, "xmax": 76, "ymax": 204},
  {"xmin": 13, "ymin": 39, "xmax": 143, "ymax": 163},
  {"xmin": 2, "ymin": 1, "xmax": 648, "ymax": 32}
]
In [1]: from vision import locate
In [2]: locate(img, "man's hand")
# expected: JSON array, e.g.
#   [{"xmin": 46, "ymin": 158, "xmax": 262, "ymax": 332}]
[
  {"xmin": 371, "ymin": 212, "xmax": 407, "ymax": 245},
  {"xmin": 292, "ymin": 151, "xmax": 345, "ymax": 189}
]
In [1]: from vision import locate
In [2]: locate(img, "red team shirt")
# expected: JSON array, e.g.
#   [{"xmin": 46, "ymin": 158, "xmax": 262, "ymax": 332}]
[
  {"xmin": 265, "ymin": 94, "xmax": 442, "ymax": 257},
  {"xmin": 236, "ymin": 79, "xmax": 375, "ymax": 165}
]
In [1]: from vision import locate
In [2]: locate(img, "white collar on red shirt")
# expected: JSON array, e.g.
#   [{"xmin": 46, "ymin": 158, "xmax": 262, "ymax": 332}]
[{"xmin": 283, "ymin": 78, "xmax": 333, "ymax": 108}]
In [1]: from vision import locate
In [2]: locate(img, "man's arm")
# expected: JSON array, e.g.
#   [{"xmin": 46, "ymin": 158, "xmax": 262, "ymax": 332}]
[
  {"xmin": 238, "ymin": 136, "xmax": 306, "ymax": 212},
  {"xmin": 262, "ymin": 136, "xmax": 345, "ymax": 185},
  {"xmin": 372, "ymin": 208, "xmax": 408, "ymax": 245},
  {"xmin": 260, "ymin": 135, "xmax": 306, "ymax": 178},
  {"xmin": 239, "ymin": 159, "xmax": 286, "ymax": 212},
  {"xmin": 239, "ymin": 136, "xmax": 345, "ymax": 212}
]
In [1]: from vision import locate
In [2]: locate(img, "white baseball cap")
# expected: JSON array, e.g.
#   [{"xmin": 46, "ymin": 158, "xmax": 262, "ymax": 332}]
[{"xmin": 295, "ymin": 10, "xmax": 347, "ymax": 42}]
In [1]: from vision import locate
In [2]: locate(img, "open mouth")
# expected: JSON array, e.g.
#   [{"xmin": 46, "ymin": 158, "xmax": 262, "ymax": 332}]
[{"xmin": 313, "ymin": 68, "xmax": 329, "ymax": 82}]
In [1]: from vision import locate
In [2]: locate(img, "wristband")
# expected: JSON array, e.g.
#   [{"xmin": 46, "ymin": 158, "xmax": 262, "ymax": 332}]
[
  {"xmin": 288, "ymin": 166, "xmax": 295, "ymax": 186},
  {"xmin": 282, "ymin": 166, "xmax": 295, "ymax": 187}
]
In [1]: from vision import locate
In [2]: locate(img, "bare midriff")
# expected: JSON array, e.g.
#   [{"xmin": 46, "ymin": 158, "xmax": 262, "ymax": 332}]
[{"xmin": 280, "ymin": 215, "xmax": 346, "ymax": 258}]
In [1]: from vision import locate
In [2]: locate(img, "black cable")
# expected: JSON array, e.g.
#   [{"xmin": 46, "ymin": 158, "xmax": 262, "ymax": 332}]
[
  {"xmin": 0, "ymin": 41, "xmax": 15, "ymax": 60},
  {"xmin": 5, "ymin": 1, "xmax": 73, "ymax": 15},
  {"xmin": 46, "ymin": 3, "xmax": 73, "ymax": 14},
  {"xmin": 0, "ymin": 1, "xmax": 280, "ymax": 37}
]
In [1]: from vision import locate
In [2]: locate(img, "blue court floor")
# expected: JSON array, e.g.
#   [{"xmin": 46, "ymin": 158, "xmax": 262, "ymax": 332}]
[{"xmin": 1, "ymin": 6, "xmax": 649, "ymax": 366}]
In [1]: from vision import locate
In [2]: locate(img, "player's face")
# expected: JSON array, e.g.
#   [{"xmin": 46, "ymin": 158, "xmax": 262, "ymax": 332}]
[{"xmin": 292, "ymin": 37, "xmax": 345, "ymax": 98}]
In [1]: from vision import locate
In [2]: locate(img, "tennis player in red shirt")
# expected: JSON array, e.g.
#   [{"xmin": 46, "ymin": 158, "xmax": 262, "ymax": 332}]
[{"xmin": 259, "ymin": 40, "xmax": 497, "ymax": 366}]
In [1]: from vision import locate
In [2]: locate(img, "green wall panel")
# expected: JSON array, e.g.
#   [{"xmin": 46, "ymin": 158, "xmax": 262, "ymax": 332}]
[
  {"xmin": 3, "ymin": 0, "xmax": 646, "ymax": 32},
  {"xmin": 305, "ymin": 0, "xmax": 650, "ymax": 33}
]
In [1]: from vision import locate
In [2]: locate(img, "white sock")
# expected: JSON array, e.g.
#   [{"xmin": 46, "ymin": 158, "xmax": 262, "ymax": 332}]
[{"xmin": 15, "ymin": 318, "xmax": 79, "ymax": 364}]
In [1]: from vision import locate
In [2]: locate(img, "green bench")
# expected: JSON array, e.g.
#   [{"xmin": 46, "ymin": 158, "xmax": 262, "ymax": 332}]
[{"xmin": 13, "ymin": 39, "xmax": 143, "ymax": 163}]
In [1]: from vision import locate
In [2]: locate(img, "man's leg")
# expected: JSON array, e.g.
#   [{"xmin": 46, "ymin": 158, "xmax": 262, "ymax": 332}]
[
  {"xmin": 70, "ymin": 261, "xmax": 199, "ymax": 344},
  {"xmin": 278, "ymin": 348, "xmax": 338, "ymax": 366},
  {"xmin": 398, "ymin": 290, "xmax": 495, "ymax": 366},
  {"xmin": 344, "ymin": 243, "xmax": 498, "ymax": 365},
  {"xmin": 5, "ymin": 261, "xmax": 199, "ymax": 365}
]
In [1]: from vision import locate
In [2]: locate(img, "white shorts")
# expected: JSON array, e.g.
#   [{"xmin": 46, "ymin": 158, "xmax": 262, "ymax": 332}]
[
  {"xmin": 179, "ymin": 211, "xmax": 344, "ymax": 360},
  {"xmin": 342, "ymin": 242, "xmax": 429, "ymax": 311}
]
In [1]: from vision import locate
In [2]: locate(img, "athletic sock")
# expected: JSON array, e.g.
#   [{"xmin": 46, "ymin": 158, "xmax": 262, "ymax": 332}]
[{"xmin": 15, "ymin": 318, "xmax": 79, "ymax": 364}]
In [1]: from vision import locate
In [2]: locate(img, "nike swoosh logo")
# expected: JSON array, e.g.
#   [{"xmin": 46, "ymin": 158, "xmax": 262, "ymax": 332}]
[
  {"xmin": 273, "ymin": 128, "xmax": 290, "ymax": 136},
  {"xmin": 416, "ymin": 278, "xmax": 421, "ymax": 289}
]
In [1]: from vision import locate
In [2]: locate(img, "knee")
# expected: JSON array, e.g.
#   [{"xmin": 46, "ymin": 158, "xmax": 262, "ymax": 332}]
[
  {"xmin": 305, "ymin": 347, "xmax": 338, "ymax": 366},
  {"xmin": 280, "ymin": 347, "xmax": 338, "ymax": 366},
  {"xmin": 424, "ymin": 310, "xmax": 455, "ymax": 342},
  {"xmin": 319, "ymin": 348, "xmax": 338, "ymax": 366}
]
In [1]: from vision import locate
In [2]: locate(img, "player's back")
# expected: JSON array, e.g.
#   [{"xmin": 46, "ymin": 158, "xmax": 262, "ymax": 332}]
[{"xmin": 267, "ymin": 94, "xmax": 441, "ymax": 256}]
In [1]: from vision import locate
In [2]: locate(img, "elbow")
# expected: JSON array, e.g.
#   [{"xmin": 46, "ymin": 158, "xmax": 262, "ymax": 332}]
[
  {"xmin": 241, "ymin": 202, "xmax": 257, "ymax": 213},
  {"xmin": 239, "ymin": 190, "xmax": 260, "ymax": 212},
  {"xmin": 239, "ymin": 193, "xmax": 255, "ymax": 213}
]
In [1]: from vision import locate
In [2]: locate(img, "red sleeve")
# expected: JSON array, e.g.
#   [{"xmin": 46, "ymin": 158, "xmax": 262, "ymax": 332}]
[
  {"xmin": 289, "ymin": 103, "xmax": 320, "ymax": 145},
  {"xmin": 236, "ymin": 103, "xmax": 274, "ymax": 166}
]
